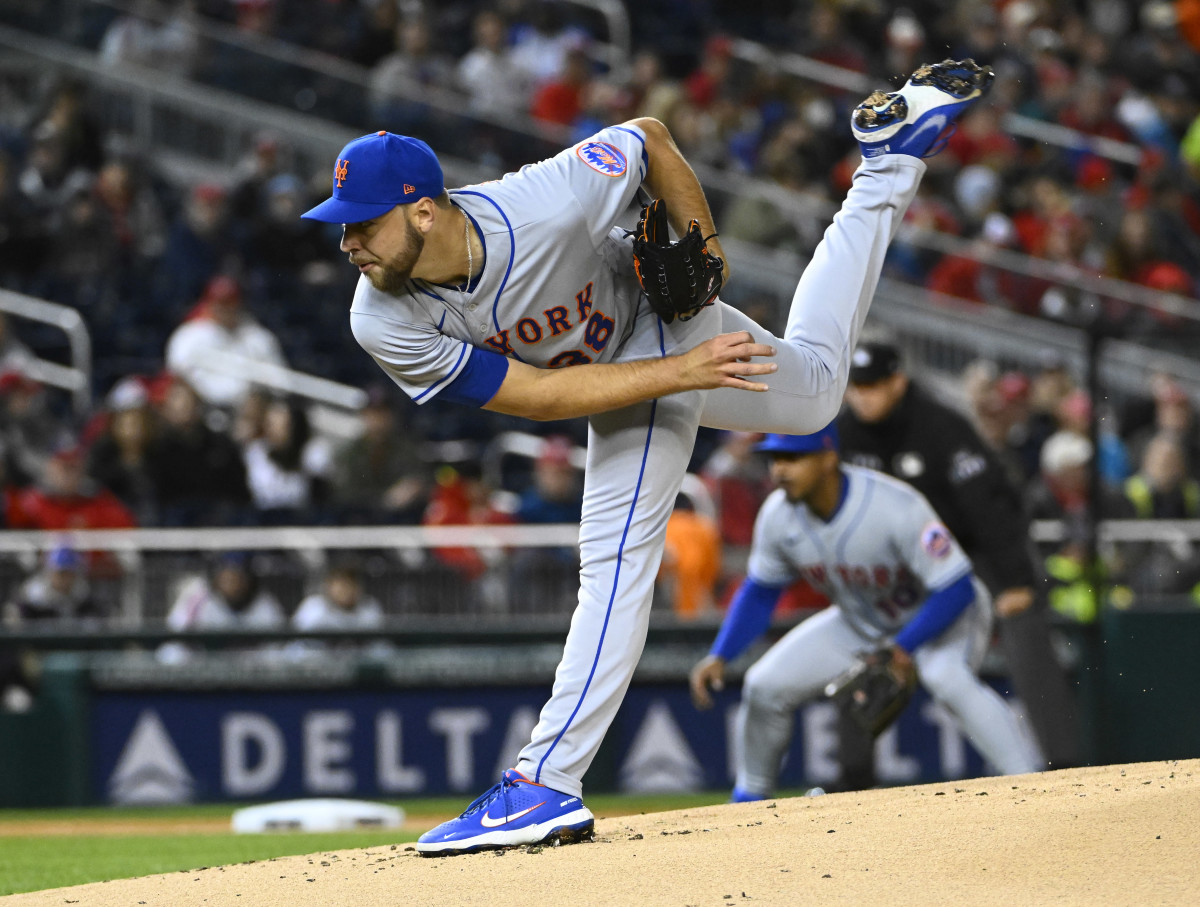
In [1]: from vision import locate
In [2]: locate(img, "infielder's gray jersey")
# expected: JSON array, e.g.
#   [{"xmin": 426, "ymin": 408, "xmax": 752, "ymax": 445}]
[
  {"xmin": 350, "ymin": 124, "xmax": 648, "ymax": 403},
  {"xmin": 732, "ymin": 466, "xmax": 1042, "ymax": 795},
  {"xmin": 748, "ymin": 465, "xmax": 977, "ymax": 640}
]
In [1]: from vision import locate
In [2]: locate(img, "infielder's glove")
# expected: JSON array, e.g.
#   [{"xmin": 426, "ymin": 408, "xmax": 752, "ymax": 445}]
[
  {"xmin": 631, "ymin": 198, "xmax": 724, "ymax": 324},
  {"xmin": 824, "ymin": 649, "xmax": 917, "ymax": 738}
]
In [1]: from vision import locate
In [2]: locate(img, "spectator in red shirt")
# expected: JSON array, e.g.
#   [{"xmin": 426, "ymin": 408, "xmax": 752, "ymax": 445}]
[
  {"xmin": 683, "ymin": 34, "xmax": 733, "ymax": 110},
  {"xmin": 422, "ymin": 460, "xmax": 512, "ymax": 582},
  {"xmin": 529, "ymin": 44, "xmax": 593, "ymax": 128},
  {"xmin": 7, "ymin": 444, "xmax": 137, "ymax": 532}
]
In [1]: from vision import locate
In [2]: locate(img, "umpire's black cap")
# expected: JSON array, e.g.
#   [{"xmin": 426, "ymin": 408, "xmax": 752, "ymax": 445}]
[{"xmin": 849, "ymin": 342, "xmax": 902, "ymax": 385}]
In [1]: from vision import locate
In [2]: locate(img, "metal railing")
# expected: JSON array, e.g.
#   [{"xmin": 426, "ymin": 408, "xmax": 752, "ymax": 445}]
[
  {"xmin": 0, "ymin": 289, "xmax": 92, "ymax": 413},
  {"xmin": 193, "ymin": 350, "xmax": 367, "ymax": 410},
  {"xmin": 0, "ymin": 518, "xmax": 1194, "ymax": 631}
]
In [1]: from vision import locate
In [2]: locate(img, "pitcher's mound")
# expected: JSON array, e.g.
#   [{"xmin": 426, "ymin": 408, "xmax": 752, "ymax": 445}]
[{"xmin": 6, "ymin": 760, "xmax": 1197, "ymax": 906}]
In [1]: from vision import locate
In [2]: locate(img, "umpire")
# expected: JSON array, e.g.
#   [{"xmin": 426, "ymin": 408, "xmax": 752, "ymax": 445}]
[{"xmin": 834, "ymin": 341, "xmax": 1080, "ymax": 787}]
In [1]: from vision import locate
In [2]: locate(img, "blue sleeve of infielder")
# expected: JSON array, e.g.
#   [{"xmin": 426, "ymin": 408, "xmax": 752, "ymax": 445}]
[
  {"xmin": 894, "ymin": 572, "xmax": 975, "ymax": 653},
  {"xmin": 437, "ymin": 348, "xmax": 510, "ymax": 407},
  {"xmin": 711, "ymin": 578, "xmax": 785, "ymax": 662}
]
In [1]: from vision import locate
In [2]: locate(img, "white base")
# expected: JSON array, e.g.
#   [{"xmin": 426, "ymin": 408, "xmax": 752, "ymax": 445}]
[{"xmin": 231, "ymin": 798, "xmax": 405, "ymax": 833}]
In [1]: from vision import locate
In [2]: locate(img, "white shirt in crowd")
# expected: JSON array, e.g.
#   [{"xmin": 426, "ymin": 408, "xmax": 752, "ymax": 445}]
[
  {"xmin": 165, "ymin": 575, "xmax": 286, "ymax": 631},
  {"xmin": 242, "ymin": 435, "xmax": 334, "ymax": 511},
  {"xmin": 165, "ymin": 316, "xmax": 287, "ymax": 408},
  {"xmin": 291, "ymin": 592, "xmax": 384, "ymax": 632}
]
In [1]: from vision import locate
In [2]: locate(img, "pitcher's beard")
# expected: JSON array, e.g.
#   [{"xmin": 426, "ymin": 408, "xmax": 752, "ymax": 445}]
[{"xmin": 368, "ymin": 219, "xmax": 425, "ymax": 296}]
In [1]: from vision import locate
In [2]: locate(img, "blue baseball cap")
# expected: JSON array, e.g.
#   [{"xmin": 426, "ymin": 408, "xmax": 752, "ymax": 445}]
[
  {"xmin": 301, "ymin": 131, "xmax": 444, "ymax": 224},
  {"xmin": 754, "ymin": 422, "xmax": 839, "ymax": 455},
  {"xmin": 46, "ymin": 545, "xmax": 83, "ymax": 571}
]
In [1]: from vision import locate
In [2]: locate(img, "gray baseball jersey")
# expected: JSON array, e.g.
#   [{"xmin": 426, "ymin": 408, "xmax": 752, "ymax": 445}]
[
  {"xmin": 349, "ymin": 124, "xmax": 648, "ymax": 403},
  {"xmin": 342, "ymin": 120, "xmax": 931, "ymax": 799},
  {"xmin": 734, "ymin": 466, "xmax": 1043, "ymax": 795},
  {"xmin": 747, "ymin": 464, "xmax": 974, "ymax": 641}
]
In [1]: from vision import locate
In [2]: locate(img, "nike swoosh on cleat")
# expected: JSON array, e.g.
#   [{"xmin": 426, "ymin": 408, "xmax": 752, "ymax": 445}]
[{"xmin": 478, "ymin": 802, "xmax": 546, "ymax": 828}]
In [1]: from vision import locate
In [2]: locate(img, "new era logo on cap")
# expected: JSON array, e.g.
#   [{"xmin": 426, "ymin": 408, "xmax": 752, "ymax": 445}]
[{"xmin": 302, "ymin": 132, "xmax": 445, "ymax": 224}]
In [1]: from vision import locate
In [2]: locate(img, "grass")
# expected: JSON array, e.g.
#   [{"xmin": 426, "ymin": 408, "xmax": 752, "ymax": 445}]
[
  {"xmin": 0, "ymin": 831, "xmax": 417, "ymax": 896},
  {"xmin": 0, "ymin": 790, "xmax": 752, "ymax": 896}
]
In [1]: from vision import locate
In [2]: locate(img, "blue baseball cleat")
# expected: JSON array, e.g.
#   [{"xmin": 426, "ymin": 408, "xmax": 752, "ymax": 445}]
[
  {"xmin": 730, "ymin": 786, "xmax": 767, "ymax": 803},
  {"xmin": 851, "ymin": 58, "xmax": 994, "ymax": 159},
  {"xmin": 416, "ymin": 769, "xmax": 595, "ymax": 856}
]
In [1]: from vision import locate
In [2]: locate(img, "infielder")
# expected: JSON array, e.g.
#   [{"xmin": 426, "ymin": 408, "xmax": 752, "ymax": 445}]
[
  {"xmin": 690, "ymin": 424, "xmax": 1043, "ymax": 801},
  {"xmin": 301, "ymin": 60, "xmax": 994, "ymax": 855}
]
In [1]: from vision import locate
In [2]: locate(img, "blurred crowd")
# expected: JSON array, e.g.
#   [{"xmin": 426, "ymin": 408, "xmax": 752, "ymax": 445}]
[
  {"xmin": 8, "ymin": 0, "xmax": 1195, "ymax": 339},
  {"xmin": 0, "ymin": 0, "xmax": 1199, "ymax": 655}
]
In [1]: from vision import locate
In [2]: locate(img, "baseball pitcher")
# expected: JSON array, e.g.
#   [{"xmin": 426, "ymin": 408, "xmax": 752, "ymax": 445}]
[{"xmin": 301, "ymin": 60, "xmax": 995, "ymax": 854}]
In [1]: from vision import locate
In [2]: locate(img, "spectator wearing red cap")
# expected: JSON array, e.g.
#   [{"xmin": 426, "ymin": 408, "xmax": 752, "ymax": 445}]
[
  {"xmin": 516, "ymin": 435, "xmax": 582, "ymax": 525},
  {"xmin": 1056, "ymin": 389, "xmax": 1131, "ymax": 486},
  {"xmin": 6, "ymin": 442, "xmax": 137, "ymax": 534},
  {"xmin": 683, "ymin": 35, "xmax": 734, "ymax": 111},
  {"xmin": 164, "ymin": 275, "xmax": 287, "ymax": 409},
  {"xmin": 1120, "ymin": 374, "xmax": 1200, "ymax": 477},
  {"xmin": 155, "ymin": 181, "xmax": 238, "ymax": 314},
  {"xmin": 506, "ymin": 436, "xmax": 583, "ymax": 612}
]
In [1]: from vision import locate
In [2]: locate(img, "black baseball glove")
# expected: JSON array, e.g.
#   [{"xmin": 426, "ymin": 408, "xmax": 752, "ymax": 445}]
[
  {"xmin": 631, "ymin": 198, "xmax": 724, "ymax": 324},
  {"xmin": 824, "ymin": 648, "xmax": 917, "ymax": 738}
]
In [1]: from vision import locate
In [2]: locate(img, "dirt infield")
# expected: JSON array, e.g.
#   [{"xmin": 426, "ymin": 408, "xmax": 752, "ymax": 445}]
[{"xmin": 3, "ymin": 760, "xmax": 1197, "ymax": 906}]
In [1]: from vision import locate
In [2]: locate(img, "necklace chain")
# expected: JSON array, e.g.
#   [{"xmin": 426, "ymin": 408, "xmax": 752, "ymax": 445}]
[{"xmin": 460, "ymin": 208, "xmax": 473, "ymax": 292}]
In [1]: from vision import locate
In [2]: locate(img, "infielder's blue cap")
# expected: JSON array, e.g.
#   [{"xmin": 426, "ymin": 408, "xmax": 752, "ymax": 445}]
[
  {"xmin": 754, "ymin": 422, "xmax": 839, "ymax": 455},
  {"xmin": 301, "ymin": 131, "xmax": 444, "ymax": 224}
]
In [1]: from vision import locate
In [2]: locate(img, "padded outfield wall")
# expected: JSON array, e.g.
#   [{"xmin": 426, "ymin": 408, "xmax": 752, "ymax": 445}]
[{"xmin": 1, "ymin": 610, "xmax": 1197, "ymax": 807}]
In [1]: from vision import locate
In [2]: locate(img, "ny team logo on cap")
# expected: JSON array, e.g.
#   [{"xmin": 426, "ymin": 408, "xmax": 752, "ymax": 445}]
[
  {"xmin": 576, "ymin": 141, "xmax": 627, "ymax": 177},
  {"xmin": 302, "ymin": 131, "xmax": 445, "ymax": 224}
]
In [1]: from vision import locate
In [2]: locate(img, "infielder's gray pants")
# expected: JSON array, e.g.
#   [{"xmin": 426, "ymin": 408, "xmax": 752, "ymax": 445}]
[{"xmin": 736, "ymin": 604, "xmax": 1044, "ymax": 796}]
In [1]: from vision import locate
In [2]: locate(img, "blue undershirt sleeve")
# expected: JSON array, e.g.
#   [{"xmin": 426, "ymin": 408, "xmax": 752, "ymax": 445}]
[
  {"xmin": 436, "ymin": 347, "xmax": 510, "ymax": 407},
  {"xmin": 711, "ymin": 578, "xmax": 785, "ymax": 662},
  {"xmin": 894, "ymin": 572, "xmax": 976, "ymax": 653}
]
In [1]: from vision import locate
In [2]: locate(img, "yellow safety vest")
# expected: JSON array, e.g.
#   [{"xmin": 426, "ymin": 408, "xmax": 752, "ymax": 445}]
[{"xmin": 1123, "ymin": 475, "xmax": 1200, "ymax": 519}]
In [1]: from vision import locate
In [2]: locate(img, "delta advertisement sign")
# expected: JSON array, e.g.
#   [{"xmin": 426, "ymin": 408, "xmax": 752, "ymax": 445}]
[{"xmin": 91, "ymin": 685, "xmax": 1008, "ymax": 804}]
